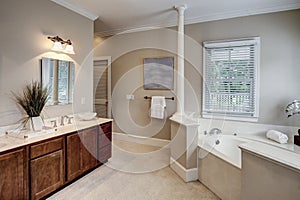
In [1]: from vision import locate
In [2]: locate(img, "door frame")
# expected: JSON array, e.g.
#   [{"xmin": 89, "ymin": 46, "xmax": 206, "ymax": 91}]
[{"xmin": 94, "ymin": 56, "xmax": 112, "ymax": 118}]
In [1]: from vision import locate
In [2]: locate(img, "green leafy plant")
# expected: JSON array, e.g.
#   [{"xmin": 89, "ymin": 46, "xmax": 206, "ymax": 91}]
[{"xmin": 12, "ymin": 81, "xmax": 49, "ymax": 127}]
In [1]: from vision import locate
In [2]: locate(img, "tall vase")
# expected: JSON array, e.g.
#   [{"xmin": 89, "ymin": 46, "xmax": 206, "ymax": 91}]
[{"xmin": 29, "ymin": 116, "xmax": 44, "ymax": 131}]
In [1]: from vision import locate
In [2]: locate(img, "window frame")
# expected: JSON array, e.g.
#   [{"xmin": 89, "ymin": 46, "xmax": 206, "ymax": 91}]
[{"xmin": 202, "ymin": 37, "xmax": 260, "ymax": 122}]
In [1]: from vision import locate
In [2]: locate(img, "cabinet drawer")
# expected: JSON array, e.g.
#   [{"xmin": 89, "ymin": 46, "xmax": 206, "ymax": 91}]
[
  {"xmin": 99, "ymin": 132, "xmax": 112, "ymax": 147},
  {"xmin": 99, "ymin": 122, "xmax": 111, "ymax": 134},
  {"xmin": 98, "ymin": 145, "xmax": 111, "ymax": 163},
  {"xmin": 30, "ymin": 137, "xmax": 63, "ymax": 159}
]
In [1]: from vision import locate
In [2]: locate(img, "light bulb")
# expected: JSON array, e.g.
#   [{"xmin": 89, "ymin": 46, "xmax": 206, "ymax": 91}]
[
  {"xmin": 64, "ymin": 44, "xmax": 75, "ymax": 54},
  {"xmin": 51, "ymin": 41, "xmax": 63, "ymax": 51}
]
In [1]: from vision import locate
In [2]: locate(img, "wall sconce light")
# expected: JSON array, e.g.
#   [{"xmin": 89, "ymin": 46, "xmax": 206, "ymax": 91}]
[
  {"xmin": 48, "ymin": 36, "xmax": 75, "ymax": 54},
  {"xmin": 286, "ymin": 100, "xmax": 300, "ymax": 117}
]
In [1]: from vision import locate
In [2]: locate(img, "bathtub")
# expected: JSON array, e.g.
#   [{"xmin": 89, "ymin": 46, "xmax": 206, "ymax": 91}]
[
  {"xmin": 198, "ymin": 134, "xmax": 248, "ymax": 169},
  {"xmin": 198, "ymin": 134, "xmax": 247, "ymax": 200},
  {"xmin": 198, "ymin": 132, "xmax": 300, "ymax": 200}
]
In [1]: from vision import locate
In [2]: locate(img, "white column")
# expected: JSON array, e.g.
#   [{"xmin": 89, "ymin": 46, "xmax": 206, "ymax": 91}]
[{"xmin": 174, "ymin": 5, "xmax": 187, "ymax": 118}]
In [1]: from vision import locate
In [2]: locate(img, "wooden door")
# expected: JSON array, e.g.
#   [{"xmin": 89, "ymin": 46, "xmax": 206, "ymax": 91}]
[
  {"xmin": 66, "ymin": 133, "xmax": 82, "ymax": 181},
  {"xmin": 81, "ymin": 127, "xmax": 98, "ymax": 172},
  {"xmin": 0, "ymin": 149, "xmax": 25, "ymax": 200},
  {"xmin": 94, "ymin": 56, "xmax": 112, "ymax": 118},
  {"xmin": 30, "ymin": 150, "xmax": 64, "ymax": 200}
]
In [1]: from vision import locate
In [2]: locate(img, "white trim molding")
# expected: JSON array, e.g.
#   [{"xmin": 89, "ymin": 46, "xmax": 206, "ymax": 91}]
[
  {"xmin": 50, "ymin": 0, "xmax": 98, "ymax": 21},
  {"xmin": 95, "ymin": 3, "xmax": 300, "ymax": 37},
  {"xmin": 170, "ymin": 157, "xmax": 198, "ymax": 182}
]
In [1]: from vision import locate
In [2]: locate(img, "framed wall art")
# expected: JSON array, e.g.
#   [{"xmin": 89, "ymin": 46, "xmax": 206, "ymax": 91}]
[{"xmin": 143, "ymin": 57, "xmax": 174, "ymax": 90}]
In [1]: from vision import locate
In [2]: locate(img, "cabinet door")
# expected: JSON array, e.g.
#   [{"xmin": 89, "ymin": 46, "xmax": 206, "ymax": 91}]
[
  {"xmin": 67, "ymin": 133, "xmax": 82, "ymax": 181},
  {"xmin": 98, "ymin": 144, "xmax": 112, "ymax": 163},
  {"xmin": 0, "ymin": 149, "xmax": 25, "ymax": 200},
  {"xmin": 98, "ymin": 122, "xmax": 112, "ymax": 163},
  {"xmin": 31, "ymin": 150, "xmax": 64, "ymax": 200},
  {"xmin": 81, "ymin": 127, "xmax": 98, "ymax": 172}
]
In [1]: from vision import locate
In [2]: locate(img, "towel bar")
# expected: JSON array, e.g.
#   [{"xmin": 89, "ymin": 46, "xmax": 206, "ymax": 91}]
[{"xmin": 144, "ymin": 96, "xmax": 175, "ymax": 100}]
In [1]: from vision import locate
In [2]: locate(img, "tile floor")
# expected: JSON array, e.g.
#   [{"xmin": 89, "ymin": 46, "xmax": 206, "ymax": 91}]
[{"xmin": 48, "ymin": 139, "xmax": 219, "ymax": 200}]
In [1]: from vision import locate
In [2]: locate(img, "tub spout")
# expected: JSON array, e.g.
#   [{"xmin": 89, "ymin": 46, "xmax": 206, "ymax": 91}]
[{"xmin": 209, "ymin": 128, "xmax": 222, "ymax": 135}]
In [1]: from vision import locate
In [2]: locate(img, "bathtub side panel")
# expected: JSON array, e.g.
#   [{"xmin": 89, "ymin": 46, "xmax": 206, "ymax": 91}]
[
  {"xmin": 242, "ymin": 150, "xmax": 300, "ymax": 200},
  {"xmin": 198, "ymin": 148, "xmax": 241, "ymax": 200}
]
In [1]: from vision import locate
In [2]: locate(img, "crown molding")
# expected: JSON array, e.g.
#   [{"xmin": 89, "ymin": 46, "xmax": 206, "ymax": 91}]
[
  {"xmin": 95, "ymin": 2, "xmax": 300, "ymax": 37},
  {"xmin": 50, "ymin": 0, "xmax": 98, "ymax": 21},
  {"xmin": 185, "ymin": 2, "xmax": 300, "ymax": 26},
  {"xmin": 94, "ymin": 22, "xmax": 176, "ymax": 37}
]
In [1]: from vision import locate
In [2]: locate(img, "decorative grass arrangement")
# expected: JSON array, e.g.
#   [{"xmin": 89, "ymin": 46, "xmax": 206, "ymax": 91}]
[{"xmin": 12, "ymin": 81, "xmax": 49, "ymax": 128}]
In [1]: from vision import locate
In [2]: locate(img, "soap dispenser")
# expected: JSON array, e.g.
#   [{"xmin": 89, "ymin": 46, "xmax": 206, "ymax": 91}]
[{"xmin": 295, "ymin": 129, "xmax": 300, "ymax": 146}]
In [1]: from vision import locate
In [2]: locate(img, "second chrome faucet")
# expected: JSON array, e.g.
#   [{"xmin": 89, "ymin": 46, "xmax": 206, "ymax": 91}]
[{"xmin": 60, "ymin": 115, "xmax": 73, "ymax": 126}]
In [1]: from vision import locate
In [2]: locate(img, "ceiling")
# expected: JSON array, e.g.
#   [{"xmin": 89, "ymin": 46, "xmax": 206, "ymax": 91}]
[{"xmin": 51, "ymin": 0, "xmax": 300, "ymax": 36}]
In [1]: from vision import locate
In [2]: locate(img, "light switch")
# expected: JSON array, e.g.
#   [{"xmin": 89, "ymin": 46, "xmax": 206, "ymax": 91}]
[{"xmin": 81, "ymin": 97, "xmax": 86, "ymax": 104}]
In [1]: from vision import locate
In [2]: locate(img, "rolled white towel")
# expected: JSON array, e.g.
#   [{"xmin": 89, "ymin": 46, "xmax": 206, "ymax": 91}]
[{"xmin": 266, "ymin": 130, "xmax": 288, "ymax": 144}]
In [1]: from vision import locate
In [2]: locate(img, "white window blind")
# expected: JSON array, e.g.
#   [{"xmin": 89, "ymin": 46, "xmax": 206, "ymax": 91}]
[{"xmin": 202, "ymin": 37, "xmax": 260, "ymax": 121}]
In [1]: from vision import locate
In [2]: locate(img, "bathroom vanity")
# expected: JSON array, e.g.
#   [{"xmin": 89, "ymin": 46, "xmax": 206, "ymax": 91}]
[{"xmin": 0, "ymin": 118, "xmax": 112, "ymax": 200}]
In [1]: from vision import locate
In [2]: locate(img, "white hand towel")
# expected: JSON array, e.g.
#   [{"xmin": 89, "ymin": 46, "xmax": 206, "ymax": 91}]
[
  {"xmin": 266, "ymin": 130, "xmax": 288, "ymax": 144},
  {"xmin": 151, "ymin": 96, "xmax": 166, "ymax": 119}
]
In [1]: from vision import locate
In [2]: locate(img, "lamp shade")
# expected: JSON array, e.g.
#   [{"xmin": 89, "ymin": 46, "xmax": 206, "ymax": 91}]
[
  {"xmin": 64, "ymin": 44, "xmax": 75, "ymax": 54},
  {"xmin": 52, "ymin": 41, "xmax": 63, "ymax": 51}
]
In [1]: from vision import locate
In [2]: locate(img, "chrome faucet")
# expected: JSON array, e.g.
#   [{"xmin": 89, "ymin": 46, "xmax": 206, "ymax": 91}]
[
  {"xmin": 60, "ymin": 115, "xmax": 72, "ymax": 126},
  {"xmin": 209, "ymin": 128, "xmax": 222, "ymax": 135},
  {"xmin": 50, "ymin": 120, "xmax": 57, "ymax": 128}
]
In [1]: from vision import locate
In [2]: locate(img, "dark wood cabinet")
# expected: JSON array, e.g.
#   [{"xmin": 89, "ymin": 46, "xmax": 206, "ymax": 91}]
[
  {"xmin": 98, "ymin": 122, "xmax": 112, "ymax": 163},
  {"xmin": 66, "ymin": 127, "xmax": 98, "ymax": 181},
  {"xmin": 98, "ymin": 144, "xmax": 112, "ymax": 163},
  {"xmin": 0, "ymin": 122, "xmax": 112, "ymax": 200},
  {"xmin": 66, "ymin": 133, "xmax": 82, "ymax": 181},
  {"xmin": 0, "ymin": 148, "xmax": 26, "ymax": 200},
  {"xmin": 30, "ymin": 137, "xmax": 64, "ymax": 200},
  {"xmin": 81, "ymin": 127, "xmax": 98, "ymax": 172},
  {"xmin": 30, "ymin": 150, "xmax": 64, "ymax": 200}
]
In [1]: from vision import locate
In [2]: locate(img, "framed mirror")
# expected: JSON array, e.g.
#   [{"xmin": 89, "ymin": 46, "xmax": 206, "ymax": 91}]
[{"xmin": 41, "ymin": 57, "xmax": 75, "ymax": 106}]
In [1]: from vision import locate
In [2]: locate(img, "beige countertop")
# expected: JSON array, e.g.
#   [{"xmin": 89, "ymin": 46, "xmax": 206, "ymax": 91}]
[{"xmin": 0, "ymin": 118, "xmax": 112, "ymax": 153}]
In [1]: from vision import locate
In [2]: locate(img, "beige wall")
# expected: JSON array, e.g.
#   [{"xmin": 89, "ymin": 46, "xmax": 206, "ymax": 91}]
[
  {"xmin": 183, "ymin": 9, "xmax": 300, "ymax": 126},
  {"xmin": 94, "ymin": 28, "xmax": 202, "ymax": 139},
  {"xmin": 0, "ymin": 0, "xmax": 94, "ymax": 126},
  {"xmin": 95, "ymin": 9, "xmax": 300, "ymax": 139},
  {"xmin": 111, "ymin": 49, "xmax": 177, "ymax": 140}
]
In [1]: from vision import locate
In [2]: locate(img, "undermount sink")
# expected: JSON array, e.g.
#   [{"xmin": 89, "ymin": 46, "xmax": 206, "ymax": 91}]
[
  {"xmin": 54, "ymin": 122, "xmax": 76, "ymax": 131},
  {"xmin": 7, "ymin": 127, "xmax": 57, "ymax": 139},
  {"xmin": 0, "ymin": 143, "xmax": 7, "ymax": 148}
]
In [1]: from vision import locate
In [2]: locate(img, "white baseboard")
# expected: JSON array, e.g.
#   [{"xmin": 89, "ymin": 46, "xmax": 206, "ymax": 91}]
[
  {"xmin": 113, "ymin": 132, "xmax": 170, "ymax": 147},
  {"xmin": 170, "ymin": 157, "xmax": 198, "ymax": 182}
]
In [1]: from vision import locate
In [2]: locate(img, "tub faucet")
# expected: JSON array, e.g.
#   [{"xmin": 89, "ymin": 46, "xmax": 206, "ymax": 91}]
[{"xmin": 209, "ymin": 128, "xmax": 222, "ymax": 135}]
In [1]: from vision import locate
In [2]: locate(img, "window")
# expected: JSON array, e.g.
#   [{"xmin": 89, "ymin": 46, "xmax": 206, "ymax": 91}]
[
  {"xmin": 202, "ymin": 37, "xmax": 260, "ymax": 121},
  {"xmin": 57, "ymin": 60, "xmax": 74, "ymax": 104},
  {"xmin": 42, "ymin": 58, "xmax": 75, "ymax": 105}
]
